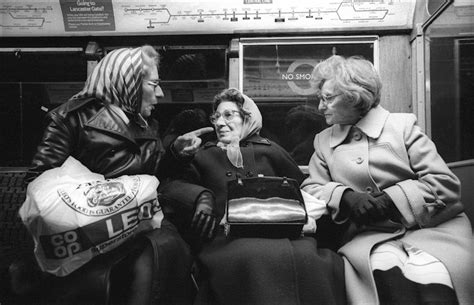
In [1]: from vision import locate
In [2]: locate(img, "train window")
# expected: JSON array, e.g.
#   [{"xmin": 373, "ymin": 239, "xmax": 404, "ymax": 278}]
[
  {"xmin": 426, "ymin": 2, "xmax": 474, "ymax": 162},
  {"xmin": 157, "ymin": 46, "xmax": 228, "ymax": 103},
  {"xmin": 0, "ymin": 48, "xmax": 86, "ymax": 82},
  {"xmin": 0, "ymin": 48, "xmax": 86, "ymax": 166},
  {"xmin": 240, "ymin": 37, "xmax": 376, "ymax": 165},
  {"xmin": 153, "ymin": 45, "xmax": 228, "ymax": 139},
  {"xmin": 160, "ymin": 47, "xmax": 226, "ymax": 81}
]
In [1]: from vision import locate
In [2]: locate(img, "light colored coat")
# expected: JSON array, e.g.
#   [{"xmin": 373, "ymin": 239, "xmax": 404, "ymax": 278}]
[{"xmin": 302, "ymin": 105, "xmax": 473, "ymax": 305}]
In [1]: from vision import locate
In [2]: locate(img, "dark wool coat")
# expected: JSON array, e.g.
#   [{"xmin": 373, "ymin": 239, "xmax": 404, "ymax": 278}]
[
  {"xmin": 159, "ymin": 134, "xmax": 346, "ymax": 305},
  {"xmin": 159, "ymin": 134, "xmax": 305, "ymax": 219}
]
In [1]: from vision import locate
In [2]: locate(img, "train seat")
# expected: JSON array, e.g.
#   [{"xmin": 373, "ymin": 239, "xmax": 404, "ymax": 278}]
[
  {"xmin": 1, "ymin": 160, "xmax": 472, "ymax": 303},
  {"xmin": 447, "ymin": 159, "xmax": 474, "ymax": 229},
  {"xmin": 0, "ymin": 168, "xmax": 191, "ymax": 305},
  {"xmin": 0, "ymin": 168, "xmax": 111, "ymax": 305}
]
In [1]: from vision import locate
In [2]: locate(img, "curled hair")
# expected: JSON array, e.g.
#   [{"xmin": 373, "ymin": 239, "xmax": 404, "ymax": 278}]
[
  {"xmin": 311, "ymin": 55, "xmax": 382, "ymax": 115},
  {"xmin": 141, "ymin": 45, "xmax": 160, "ymax": 77},
  {"xmin": 212, "ymin": 88, "xmax": 250, "ymax": 117}
]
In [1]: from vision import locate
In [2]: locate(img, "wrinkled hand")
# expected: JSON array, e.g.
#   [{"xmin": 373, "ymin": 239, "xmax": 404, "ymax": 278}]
[
  {"xmin": 172, "ymin": 127, "xmax": 214, "ymax": 157},
  {"xmin": 191, "ymin": 191, "xmax": 217, "ymax": 241},
  {"xmin": 340, "ymin": 189, "xmax": 389, "ymax": 225}
]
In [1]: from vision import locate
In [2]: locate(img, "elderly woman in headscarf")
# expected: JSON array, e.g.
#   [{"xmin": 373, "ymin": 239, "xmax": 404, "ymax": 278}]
[
  {"xmin": 20, "ymin": 46, "xmax": 203, "ymax": 304},
  {"xmin": 158, "ymin": 88, "xmax": 345, "ymax": 305},
  {"xmin": 28, "ymin": 45, "xmax": 164, "ymax": 178}
]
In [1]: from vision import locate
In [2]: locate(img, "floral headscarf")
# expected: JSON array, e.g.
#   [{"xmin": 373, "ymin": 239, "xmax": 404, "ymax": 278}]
[
  {"xmin": 217, "ymin": 90, "xmax": 263, "ymax": 168},
  {"xmin": 71, "ymin": 47, "xmax": 147, "ymax": 127}
]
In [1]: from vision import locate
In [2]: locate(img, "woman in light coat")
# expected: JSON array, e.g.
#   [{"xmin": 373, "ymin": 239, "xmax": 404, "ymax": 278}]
[{"xmin": 301, "ymin": 55, "xmax": 473, "ymax": 305}]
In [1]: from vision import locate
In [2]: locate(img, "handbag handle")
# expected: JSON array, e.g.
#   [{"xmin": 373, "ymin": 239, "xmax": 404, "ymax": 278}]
[
  {"xmin": 236, "ymin": 175, "xmax": 291, "ymax": 187},
  {"xmin": 281, "ymin": 177, "xmax": 290, "ymax": 187},
  {"xmin": 237, "ymin": 175, "xmax": 243, "ymax": 186}
]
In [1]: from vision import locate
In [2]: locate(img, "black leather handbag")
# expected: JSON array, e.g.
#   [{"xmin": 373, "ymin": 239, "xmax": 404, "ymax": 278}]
[{"xmin": 225, "ymin": 176, "xmax": 307, "ymax": 239}]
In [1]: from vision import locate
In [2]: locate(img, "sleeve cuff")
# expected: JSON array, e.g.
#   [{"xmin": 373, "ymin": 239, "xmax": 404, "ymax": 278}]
[
  {"xmin": 384, "ymin": 181, "xmax": 426, "ymax": 228},
  {"xmin": 325, "ymin": 184, "xmax": 351, "ymax": 224},
  {"xmin": 170, "ymin": 143, "xmax": 194, "ymax": 161}
]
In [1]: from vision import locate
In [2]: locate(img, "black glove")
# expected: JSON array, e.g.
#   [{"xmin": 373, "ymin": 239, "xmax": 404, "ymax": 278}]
[
  {"xmin": 340, "ymin": 189, "xmax": 387, "ymax": 225},
  {"xmin": 191, "ymin": 191, "xmax": 217, "ymax": 242},
  {"xmin": 372, "ymin": 191, "xmax": 402, "ymax": 222}
]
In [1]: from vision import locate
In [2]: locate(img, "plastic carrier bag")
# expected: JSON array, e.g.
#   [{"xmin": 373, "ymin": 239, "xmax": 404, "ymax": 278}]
[{"xmin": 19, "ymin": 156, "xmax": 163, "ymax": 277}]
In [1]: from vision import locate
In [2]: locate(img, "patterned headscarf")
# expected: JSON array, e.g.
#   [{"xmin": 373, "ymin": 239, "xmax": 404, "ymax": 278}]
[
  {"xmin": 217, "ymin": 90, "xmax": 263, "ymax": 168},
  {"xmin": 71, "ymin": 47, "xmax": 146, "ymax": 126},
  {"xmin": 240, "ymin": 93, "xmax": 263, "ymax": 140}
]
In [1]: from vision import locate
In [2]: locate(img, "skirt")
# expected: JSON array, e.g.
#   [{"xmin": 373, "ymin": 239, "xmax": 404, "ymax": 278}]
[{"xmin": 195, "ymin": 234, "xmax": 345, "ymax": 305}]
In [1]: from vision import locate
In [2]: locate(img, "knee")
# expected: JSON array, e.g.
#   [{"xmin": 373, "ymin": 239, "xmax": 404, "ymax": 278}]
[{"xmin": 132, "ymin": 244, "xmax": 154, "ymax": 281}]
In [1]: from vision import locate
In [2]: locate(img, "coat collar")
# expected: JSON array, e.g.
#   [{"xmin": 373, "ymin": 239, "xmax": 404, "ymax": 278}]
[
  {"xmin": 85, "ymin": 104, "xmax": 158, "ymax": 143},
  {"xmin": 85, "ymin": 106, "xmax": 136, "ymax": 143},
  {"xmin": 245, "ymin": 134, "xmax": 271, "ymax": 145},
  {"xmin": 64, "ymin": 97, "xmax": 96, "ymax": 113},
  {"xmin": 203, "ymin": 134, "xmax": 271, "ymax": 149},
  {"xmin": 329, "ymin": 105, "xmax": 389, "ymax": 148}
]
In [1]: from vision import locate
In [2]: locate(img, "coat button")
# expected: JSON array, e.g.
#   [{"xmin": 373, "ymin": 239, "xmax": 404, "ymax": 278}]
[
  {"xmin": 353, "ymin": 132, "xmax": 362, "ymax": 141},
  {"xmin": 226, "ymin": 171, "xmax": 233, "ymax": 177},
  {"xmin": 246, "ymin": 171, "xmax": 254, "ymax": 177},
  {"xmin": 356, "ymin": 157, "xmax": 364, "ymax": 164},
  {"xmin": 365, "ymin": 186, "xmax": 373, "ymax": 193}
]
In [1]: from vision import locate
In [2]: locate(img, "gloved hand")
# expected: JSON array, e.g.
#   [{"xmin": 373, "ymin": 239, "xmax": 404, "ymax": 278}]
[
  {"xmin": 372, "ymin": 191, "xmax": 401, "ymax": 222},
  {"xmin": 191, "ymin": 191, "xmax": 217, "ymax": 241},
  {"xmin": 340, "ymin": 189, "xmax": 388, "ymax": 225}
]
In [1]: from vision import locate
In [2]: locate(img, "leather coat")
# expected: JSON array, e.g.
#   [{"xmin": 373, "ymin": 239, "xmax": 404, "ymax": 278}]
[{"xmin": 28, "ymin": 97, "xmax": 164, "ymax": 180}]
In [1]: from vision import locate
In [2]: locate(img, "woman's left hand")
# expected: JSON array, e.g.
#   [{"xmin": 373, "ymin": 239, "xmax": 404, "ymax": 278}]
[
  {"xmin": 341, "ymin": 190, "xmax": 398, "ymax": 224},
  {"xmin": 372, "ymin": 192, "xmax": 401, "ymax": 222},
  {"xmin": 192, "ymin": 191, "xmax": 218, "ymax": 241}
]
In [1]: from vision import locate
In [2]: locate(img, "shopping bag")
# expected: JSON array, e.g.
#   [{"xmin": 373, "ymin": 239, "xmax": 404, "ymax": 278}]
[{"xmin": 19, "ymin": 156, "xmax": 163, "ymax": 277}]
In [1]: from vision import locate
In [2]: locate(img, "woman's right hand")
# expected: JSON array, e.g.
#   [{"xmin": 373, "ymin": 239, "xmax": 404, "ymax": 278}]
[
  {"xmin": 172, "ymin": 127, "xmax": 214, "ymax": 157},
  {"xmin": 191, "ymin": 191, "xmax": 217, "ymax": 241}
]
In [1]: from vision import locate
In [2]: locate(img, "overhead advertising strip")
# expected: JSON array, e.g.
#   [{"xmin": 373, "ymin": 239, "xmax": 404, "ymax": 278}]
[{"xmin": 1, "ymin": 0, "xmax": 416, "ymax": 37}]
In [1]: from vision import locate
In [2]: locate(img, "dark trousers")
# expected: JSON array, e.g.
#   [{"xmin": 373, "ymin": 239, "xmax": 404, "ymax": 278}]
[{"xmin": 374, "ymin": 268, "xmax": 458, "ymax": 305}]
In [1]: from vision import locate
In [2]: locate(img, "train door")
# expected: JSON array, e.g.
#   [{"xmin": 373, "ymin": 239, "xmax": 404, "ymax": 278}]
[
  {"xmin": 416, "ymin": 0, "xmax": 474, "ymax": 224},
  {"xmin": 420, "ymin": 0, "xmax": 474, "ymax": 163}
]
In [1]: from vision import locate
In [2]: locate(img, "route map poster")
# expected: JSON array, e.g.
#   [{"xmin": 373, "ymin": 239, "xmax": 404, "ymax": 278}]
[
  {"xmin": 1, "ymin": 0, "xmax": 416, "ymax": 37},
  {"xmin": 59, "ymin": 0, "xmax": 115, "ymax": 31}
]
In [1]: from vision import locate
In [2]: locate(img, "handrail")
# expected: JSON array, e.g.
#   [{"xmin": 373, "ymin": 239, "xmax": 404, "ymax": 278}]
[{"xmin": 447, "ymin": 159, "xmax": 474, "ymax": 169}]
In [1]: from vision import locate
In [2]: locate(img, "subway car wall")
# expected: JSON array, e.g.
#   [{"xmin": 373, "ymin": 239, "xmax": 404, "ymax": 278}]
[
  {"xmin": 1, "ymin": 0, "xmax": 473, "ymax": 167},
  {"xmin": 0, "ymin": 34, "xmax": 410, "ymax": 167},
  {"xmin": 0, "ymin": 0, "xmax": 419, "ymax": 167},
  {"xmin": 0, "ymin": 35, "xmax": 233, "ymax": 167}
]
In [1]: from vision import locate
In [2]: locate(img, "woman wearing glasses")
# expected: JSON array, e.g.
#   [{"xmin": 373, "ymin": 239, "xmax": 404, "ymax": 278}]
[
  {"xmin": 302, "ymin": 55, "xmax": 472, "ymax": 305},
  {"xmin": 158, "ymin": 88, "xmax": 345, "ymax": 305}
]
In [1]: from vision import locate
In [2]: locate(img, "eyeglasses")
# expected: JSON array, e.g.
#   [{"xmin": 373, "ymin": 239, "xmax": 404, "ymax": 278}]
[
  {"xmin": 209, "ymin": 110, "xmax": 241, "ymax": 124},
  {"xmin": 318, "ymin": 93, "xmax": 342, "ymax": 106},
  {"xmin": 147, "ymin": 80, "xmax": 160, "ymax": 88}
]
